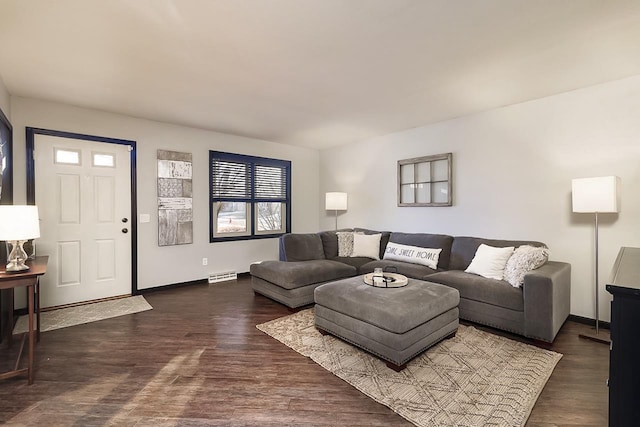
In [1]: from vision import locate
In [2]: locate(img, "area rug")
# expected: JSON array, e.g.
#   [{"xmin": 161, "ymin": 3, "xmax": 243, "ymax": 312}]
[
  {"xmin": 257, "ymin": 308, "xmax": 562, "ymax": 427},
  {"xmin": 13, "ymin": 295, "xmax": 152, "ymax": 334}
]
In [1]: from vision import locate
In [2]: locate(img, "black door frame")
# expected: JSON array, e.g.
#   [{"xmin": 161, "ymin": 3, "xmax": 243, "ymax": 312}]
[
  {"xmin": 25, "ymin": 127, "xmax": 138, "ymax": 295},
  {"xmin": 0, "ymin": 107, "xmax": 13, "ymax": 341}
]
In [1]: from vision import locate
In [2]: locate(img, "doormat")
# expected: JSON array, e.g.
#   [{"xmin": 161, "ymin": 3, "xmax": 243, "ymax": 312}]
[
  {"xmin": 257, "ymin": 308, "xmax": 562, "ymax": 427},
  {"xmin": 13, "ymin": 295, "xmax": 152, "ymax": 334}
]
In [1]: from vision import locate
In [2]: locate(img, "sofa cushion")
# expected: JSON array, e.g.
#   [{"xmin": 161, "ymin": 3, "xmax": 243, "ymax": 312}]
[
  {"xmin": 354, "ymin": 228, "xmax": 391, "ymax": 259},
  {"xmin": 449, "ymin": 236, "xmax": 546, "ymax": 271},
  {"xmin": 383, "ymin": 242, "xmax": 442, "ymax": 269},
  {"xmin": 280, "ymin": 233, "xmax": 326, "ymax": 262},
  {"xmin": 428, "ymin": 270, "xmax": 524, "ymax": 312},
  {"xmin": 359, "ymin": 259, "xmax": 436, "ymax": 280},
  {"xmin": 351, "ymin": 233, "xmax": 382, "ymax": 259},
  {"xmin": 250, "ymin": 260, "xmax": 356, "ymax": 289},
  {"xmin": 465, "ymin": 244, "xmax": 514, "ymax": 280},
  {"xmin": 336, "ymin": 231, "xmax": 355, "ymax": 256},
  {"xmin": 388, "ymin": 232, "xmax": 453, "ymax": 270},
  {"xmin": 503, "ymin": 245, "xmax": 549, "ymax": 288},
  {"xmin": 329, "ymin": 256, "xmax": 373, "ymax": 270}
]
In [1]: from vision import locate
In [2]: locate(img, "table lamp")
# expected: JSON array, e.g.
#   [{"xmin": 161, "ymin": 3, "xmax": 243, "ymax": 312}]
[{"xmin": 0, "ymin": 205, "xmax": 41, "ymax": 272}]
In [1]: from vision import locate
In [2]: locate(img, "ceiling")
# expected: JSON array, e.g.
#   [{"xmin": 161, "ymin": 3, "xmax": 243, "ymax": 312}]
[{"xmin": 0, "ymin": 0, "xmax": 639, "ymax": 150}]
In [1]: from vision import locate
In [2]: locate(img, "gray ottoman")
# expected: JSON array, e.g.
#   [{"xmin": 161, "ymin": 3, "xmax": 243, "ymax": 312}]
[{"xmin": 314, "ymin": 275, "xmax": 460, "ymax": 371}]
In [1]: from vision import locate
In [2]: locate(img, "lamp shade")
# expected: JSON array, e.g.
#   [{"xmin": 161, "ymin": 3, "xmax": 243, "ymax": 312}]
[
  {"xmin": 572, "ymin": 176, "xmax": 620, "ymax": 213},
  {"xmin": 325, "ymin": 192, "xmax": 347, "ymax": 210},
  {"xmin": 0, "ymin": 205, "xmax": 41, "ymax": 240}
]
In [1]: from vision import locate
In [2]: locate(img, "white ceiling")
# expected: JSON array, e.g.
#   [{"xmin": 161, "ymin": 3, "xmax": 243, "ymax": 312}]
[{"xmin": 0, "ymin": 0, "xmax": 639, "ymax": 150}]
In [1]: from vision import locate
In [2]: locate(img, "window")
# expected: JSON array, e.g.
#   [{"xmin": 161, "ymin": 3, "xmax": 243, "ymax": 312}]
[
  {"xmin": 92, "ymin": 152, "xmax": 115, "ymax": 167},
  {"xmin": 54, "ymin": 148, "xmax": 81, "ymax": 165},
  {"xmin": 210, "ymin": 151, "xmax": 291, "ymax": 241},
  {"xmin": 398, "ymin": 153, "xmax": 452, "ymax": 206}
]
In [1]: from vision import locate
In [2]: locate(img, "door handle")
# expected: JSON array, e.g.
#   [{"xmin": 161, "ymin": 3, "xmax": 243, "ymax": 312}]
[{"xmin": 122, "ymin": 228, "xmax": 129, "ymax": 234}]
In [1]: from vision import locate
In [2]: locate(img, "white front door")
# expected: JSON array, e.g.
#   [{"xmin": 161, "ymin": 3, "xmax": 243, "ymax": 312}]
[{"xmin": 34, "ymin": 134, "xmax": 132, "ymax": 308}]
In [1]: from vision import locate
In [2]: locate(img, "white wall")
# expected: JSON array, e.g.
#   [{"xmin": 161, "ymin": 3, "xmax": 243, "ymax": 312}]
[
  {"xmin": 11, "ymin": 96, "xmax": 320, "ymax": 291},
  {"xmin": 320, "ymin": 74, "xmax": 640, "ymax": 322},
  {"xmin": 0, "ymin": 74, "xmax": 10, "ymax": 118}
]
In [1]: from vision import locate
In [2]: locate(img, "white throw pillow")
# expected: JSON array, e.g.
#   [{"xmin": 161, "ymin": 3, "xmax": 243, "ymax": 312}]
[
  {"xmin": 336, "ymin": 231, "xmax": 355, "ymax": 257},
  {"xmin": 383, "ymin": 242, "xmax": 442, "ymax": 269},
  {"xmin": 351, "ymin": 233, "xmax": 382, "ymax": 260},
  {"xmin": 465, "ymin": 244, "xmax": 515, "ymax": 280},
  {"xmin": 503, "ymin": 245, "xmax": 549, "ymax": 288}
]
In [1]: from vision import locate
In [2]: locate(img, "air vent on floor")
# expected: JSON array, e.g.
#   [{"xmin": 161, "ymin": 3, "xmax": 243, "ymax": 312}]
[{"xmin": 208, "ymin": 271, "xmax": 237, "ymax": 284}]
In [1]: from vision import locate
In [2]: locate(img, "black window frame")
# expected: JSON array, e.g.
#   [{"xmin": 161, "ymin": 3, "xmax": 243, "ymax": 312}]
[{"xmin": 209, "ymin": 151, "xmax": 291, "ymax": 242}]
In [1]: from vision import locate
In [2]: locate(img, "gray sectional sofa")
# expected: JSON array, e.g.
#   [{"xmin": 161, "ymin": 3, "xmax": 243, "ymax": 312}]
[{"xmin": 250, "ymin": 228, "xmax": 571, "ymax": 343}]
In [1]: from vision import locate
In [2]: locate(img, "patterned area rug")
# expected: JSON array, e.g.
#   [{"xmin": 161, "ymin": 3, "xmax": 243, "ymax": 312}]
[
  {"xmin": 13, "ymin": 295, "xmax": 152, "ymax": 334},
  {"xmin": 257, "ymin": 308, "xmax": 562, "ymax": 427}
]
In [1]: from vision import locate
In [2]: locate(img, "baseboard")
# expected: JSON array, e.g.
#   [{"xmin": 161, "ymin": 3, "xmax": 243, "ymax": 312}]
[
  {"xmin": 137, "ymin": 272, "xmax": 250, "ymax": 295},
  {"xmin": 568, "ymin": 314, "xmax": 610, "ymax": 330},
  {"xmin": 138, "ymin": 278, "xmax": 209, "ymax": 294}
]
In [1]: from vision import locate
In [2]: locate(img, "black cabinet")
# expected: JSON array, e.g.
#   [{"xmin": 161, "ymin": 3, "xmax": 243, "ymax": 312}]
[{"xmin": 606, "ymin": 247, "xmax": 640, "ymax": 427}]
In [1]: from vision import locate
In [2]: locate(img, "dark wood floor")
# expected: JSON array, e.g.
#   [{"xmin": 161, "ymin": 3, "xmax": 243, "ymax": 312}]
[{"xmin": 0, "ymin": 276, "xmax": 608, "ymax": 426}]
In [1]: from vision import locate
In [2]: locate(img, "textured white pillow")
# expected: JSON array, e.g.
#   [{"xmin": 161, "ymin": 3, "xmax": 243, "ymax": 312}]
[
  {"xmin": 351, "ymin": 233, "xmax": 382, "ymax": 260},
  {"xmin": 383, "ymin": 242, "xmax": 442, "ymax": 269},
  {"xmin": 465, "ymin": 244, "xmax": 515, "ymax": 280},
  {"xmin": 336, "ymin": 232, "xmax": 354, "ymax": 257},
  {"xmin": 336, "ymin": 231, "xmax": 364, "ymax": 256},
  {"xmin": 503, "ymin": 245, "xmax": 549, "ymax": 288}
]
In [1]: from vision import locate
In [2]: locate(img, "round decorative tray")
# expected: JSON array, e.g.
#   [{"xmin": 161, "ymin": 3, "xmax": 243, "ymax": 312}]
[{"xmin": 363, "ymin": 272, "xmax": 409, "ymax": 288}]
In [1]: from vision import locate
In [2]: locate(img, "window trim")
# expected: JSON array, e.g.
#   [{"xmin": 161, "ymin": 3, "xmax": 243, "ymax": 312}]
[
  {"xmin": 212, "ymin": 201, "xmax": 251, "ymax": 238},
  {"xmin": 254, "ymin": 201, "xmax": 286, "ymax": 235},
  {"xmin": 209, "ymin": 151, "xmax": 291, "ymax": 242}
]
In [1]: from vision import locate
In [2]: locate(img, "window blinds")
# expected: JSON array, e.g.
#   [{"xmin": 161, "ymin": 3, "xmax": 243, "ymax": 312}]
[
  {"xmin": 211, "ymin": 159, "xmax": 287, "ymax": 200},
  {"xmin": 211, "ymin": 160, "xmax": 251, "ymax": 198},
  {"xmin": 255, "ymin": 165, "xmax": 286, "ymax": 200}
]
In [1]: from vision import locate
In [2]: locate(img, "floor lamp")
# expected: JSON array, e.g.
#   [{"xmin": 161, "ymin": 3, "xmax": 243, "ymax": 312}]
[
  {"xmin": 325, "ymin": 192, "xmax": 347, "ymax": 230},
  {"xmin": 572, "ymin": 176, "xmax": 620, "ymax": 344}
]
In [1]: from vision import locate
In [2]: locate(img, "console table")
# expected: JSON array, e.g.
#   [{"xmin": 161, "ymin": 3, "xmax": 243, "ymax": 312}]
[
  {"xmin": 0, "ymin": 256, "xmax": 48, "ymax": 384},
  {"xmin": 606, "ymin": 247, "xmax": 640, "ymax": 426}
]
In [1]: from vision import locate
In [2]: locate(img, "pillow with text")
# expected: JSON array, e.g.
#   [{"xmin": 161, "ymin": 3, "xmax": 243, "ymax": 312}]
[{"xmin": 383, "ymin": 242, "xmax": 442, "ymax": 269}]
